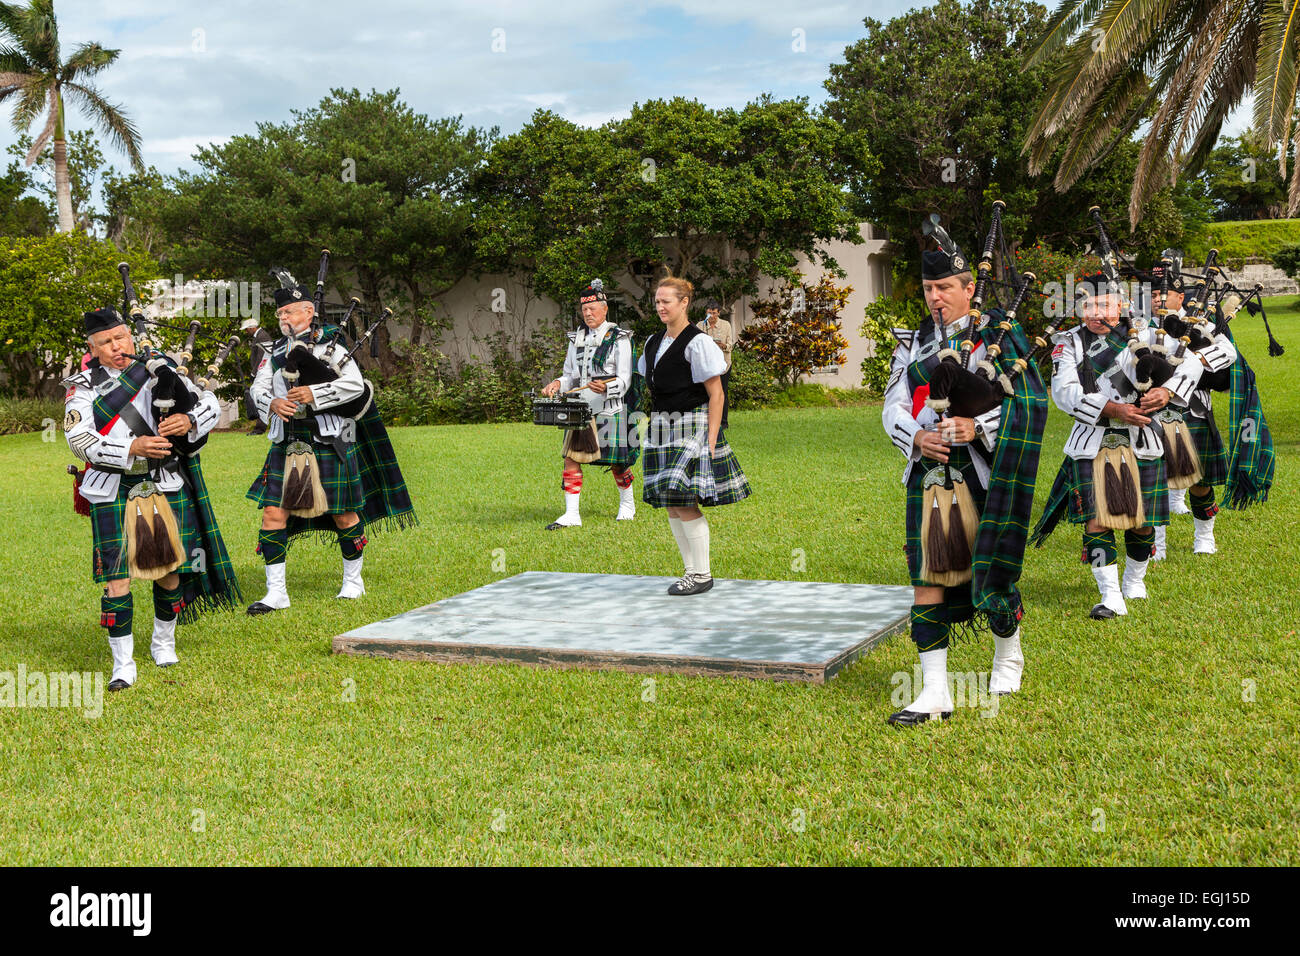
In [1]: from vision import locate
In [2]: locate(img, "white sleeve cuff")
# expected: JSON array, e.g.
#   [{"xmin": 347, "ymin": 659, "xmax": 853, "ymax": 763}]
[
  {"xmin": 973, "ymin": 407, "xmax": 1001, "ymax": 452},
  {"xmin": 1073, "ymin": 392, "xmax": 1107, "ymax": 425}
]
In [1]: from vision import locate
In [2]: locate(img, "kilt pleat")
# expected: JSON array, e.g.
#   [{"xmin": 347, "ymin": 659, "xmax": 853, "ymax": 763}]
[
  {"xmin": 1185, "ymin": 412, "xmax": 1228, "ymax": 487},
  {"xmin": 641, "ymin": 406, "xmax": 750, "ymax": 508}
]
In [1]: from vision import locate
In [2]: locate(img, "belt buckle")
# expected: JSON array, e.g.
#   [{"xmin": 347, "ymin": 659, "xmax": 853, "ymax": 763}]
[{"xmin": 126, "ymin": 458, "xmax": 149, "ymax": 476}]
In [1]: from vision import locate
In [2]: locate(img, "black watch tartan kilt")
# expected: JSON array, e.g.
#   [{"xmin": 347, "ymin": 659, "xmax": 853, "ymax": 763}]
[
  {"xmin": 903, "ymin": 446, "xmax": 987, "ymax": 588},
  {"xmin": 1185, "ymin": 412, "xmax": 1228, "ymax": 487},
  {"xmin": 246, "ymin": 420, "xmax": 364, "ymax": 514},
  {"xmin": 1061, "ymin": 448, "xmax": 1169, "ymax": 527},
  {"xmin": 90, "ymin": 473, "xmax": 202, "ymax": 583},
  {"xmin": 641, "ymin": 406, "xmax": 750, "ymax": 508}
]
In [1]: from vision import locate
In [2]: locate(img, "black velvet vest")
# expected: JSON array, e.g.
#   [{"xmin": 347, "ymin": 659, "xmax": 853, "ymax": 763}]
[{"xmin": 645, "ymin": 324, "xmax": 710, "ymax": 413}]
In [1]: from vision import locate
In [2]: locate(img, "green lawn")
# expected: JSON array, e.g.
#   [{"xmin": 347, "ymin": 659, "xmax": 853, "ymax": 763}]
[{"xmin": 1, "ymin": 306, "xmax": 1297, "ymax": 866}]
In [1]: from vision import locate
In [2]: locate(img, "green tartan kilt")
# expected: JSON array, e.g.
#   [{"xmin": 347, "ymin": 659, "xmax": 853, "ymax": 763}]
[
  {"xmin": 563, "ymin": 407, "xmax": 641, "ymax": 468},
  {"xmin": 1063, "ymin": 453, "xmax": 1169, "ymax": 527},
  {"xmin": 90, "ymin": 474, "xmax": 202, "ymax": 583},
  {"xmin": 246, "ymin": 421, "xmax": 364, "ymax": 514},
  {"xmin": 641, "ymin": 406, "xmax": 750, "ymax": 508},
  {"xmin": 1184, "ymin": 413, "xmax": 1228, "ymax": 487},
  {"xmin": 904, "ymin": 446, "xmax": 987, "ymax": 588}
]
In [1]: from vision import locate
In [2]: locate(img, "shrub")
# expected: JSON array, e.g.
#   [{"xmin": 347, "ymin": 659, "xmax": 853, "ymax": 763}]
[
  {"xmin": 859, "ymin": 296, "xmax": 926, "ymax": 394},
  {"xmin": 739, "ymin": 273, "xmax": 851, "ymax": 389},
  {"xmin": 0, "ymin": 397, "xmax": 63, "ymax": 434},
  {"xmin": 726, "ymin": 348, "xmax": 778, "ymax": 410},
  {"xmin": 1271, "ymin": 243, "xmax": 1300, "ymax": 279}
]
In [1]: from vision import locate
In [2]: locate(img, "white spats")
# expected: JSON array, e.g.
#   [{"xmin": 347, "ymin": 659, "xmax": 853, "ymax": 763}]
[
  {"xmin": 1121, "ymin": 557, "xmax": 1149, "ymax": 600},
  {"xmin": 259, "ymin": 562, "xmax": 291, "ymax": 610},
  {"xmin": 905, "ymin": 647, "xmax": 953, "ymax": 715},
  {"xmin": 680, "ymin": 515, "xmax": 711, "ymax": 580},
  {"xmin": 989, "ymin": 627, "xmax": 1024, "ymax": 695},
  {"xmin": 1193, "ymin": 515, "xmax": 1217, "ymax": 554},
  {"xmin": 1091, "ymin": 564, "xmax": 1128, "ymax": 616},
  {"xmin": 551, "ymin": 491, "xmax": 582, "ymax": 528},
  {"xmin": 150, "ymin": 617, "xmax": 179, "ymax": 667},
  {"xmin": 1152, "ymin": 525, "xmax": 1167, "ymax": 561},
  {"xmin": 108, "ymin": 634, "xmax": 137, "ymax": 686},
  {"xmin": 1169, "ymin": 487, "xmax": 1190, "ymax": 515},
  {"xmin": 616, "ymin": 483, "xmax": 636, "ymax": 520},
  {"xmin": 337, "ymin": 555, "xmax": 365, "ymax": 599},
  {"xmin": 667, "ymin": 517, "xmax": 696, "ymax": 576}
]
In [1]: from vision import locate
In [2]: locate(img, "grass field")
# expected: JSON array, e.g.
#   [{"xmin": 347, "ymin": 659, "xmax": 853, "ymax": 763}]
[{"xmin": 1, "ymin": 305, "xmax": 1297, "ymax": 866}]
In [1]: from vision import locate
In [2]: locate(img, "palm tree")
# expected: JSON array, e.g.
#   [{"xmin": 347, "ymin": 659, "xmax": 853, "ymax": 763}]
[
  {"xmin": 0, "ymin": 0, "xmax": 142, "ymax": 232},
  {"xmin": 1021, "ymin": 0, "xmax": 1294, "ymax": 227}
]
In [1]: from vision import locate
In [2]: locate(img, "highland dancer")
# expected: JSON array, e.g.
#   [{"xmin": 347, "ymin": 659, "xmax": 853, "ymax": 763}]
[{"xmin": 637, "ymin": 276, "xmax": 750, "ymax": 595}]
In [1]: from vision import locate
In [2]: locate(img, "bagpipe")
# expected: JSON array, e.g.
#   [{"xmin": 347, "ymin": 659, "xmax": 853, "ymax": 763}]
[{"xmin": 271, "ymin": 252, "xmax": 390, "ymax": 423}]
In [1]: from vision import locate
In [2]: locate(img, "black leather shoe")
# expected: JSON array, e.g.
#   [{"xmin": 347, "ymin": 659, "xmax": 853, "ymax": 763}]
[
  {"xmin": 107, "ymin": 679, "xmax": 131, "ymax": 692},
  {"xmin": 887, "ymin": 708, "xmax": 952, "ymax": 726},
  {"xmin": 1089, "ymin": 603, "xmax": 1117, "ymax": 620},
  {"xmin": 667, "ymin": 574, "xmax": 714, "ymax": 596},
  {"xmin": 246, "ymin": 602, "xmax": 280, "ymax": 616}
]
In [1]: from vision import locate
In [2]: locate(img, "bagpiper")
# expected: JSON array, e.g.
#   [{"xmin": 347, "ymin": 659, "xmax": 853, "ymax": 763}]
[
  {"xmin": 1146, "ymin": 257, "xmax": 1269, "ymax": 557},
  {"xmin": 65, "ymin": 306, "xmax": 240, "ymax": 691},
  {"xmin": 1030, "ymin": 272, "xmax": 1204, "ymax": 617},
  {"xmin": 881, "ymin": 206, "xmax": 1049, "ymax": 725},
  {"xmin": 245, "ymin": 283, "xmax": 416, "ymax": 613},
  {"xmin": 539, "ymin": 279, "xmax": 640, "ymax": 528}
]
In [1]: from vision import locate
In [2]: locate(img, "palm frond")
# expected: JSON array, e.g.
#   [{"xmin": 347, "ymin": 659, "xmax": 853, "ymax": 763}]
[
  {"xmin": 61, "ymin": 80, "xmax": 143, "ymax": 170},
  {"xmin": 1025, "ymin": 0, "xmax": 1107, "ymax": 68},
  {"xmin": 23, "ymin": 86, "xmax": 54, "ymax": 164},
  {"xmin": 1255, "ymin": 0, "xmax": 1300, "ymax": 156},
  {"xmin": 60, "ymin": 41, "xmax": 119, "ymax": 81}
]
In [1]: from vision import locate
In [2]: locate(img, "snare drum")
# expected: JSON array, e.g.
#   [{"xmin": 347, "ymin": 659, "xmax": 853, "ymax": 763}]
[{"xmin": 532, "ymin": 397, "xmax": 593, "ymax": 429}]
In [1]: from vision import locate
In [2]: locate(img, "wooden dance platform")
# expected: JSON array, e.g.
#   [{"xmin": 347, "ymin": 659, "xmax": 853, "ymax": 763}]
[{"xmin": 332, "ymin": 572, "xmax": 911, "ymax": 683}]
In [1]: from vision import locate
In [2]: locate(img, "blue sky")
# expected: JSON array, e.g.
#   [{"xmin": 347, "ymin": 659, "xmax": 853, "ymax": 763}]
[{"xmin": 1, "ymin": 0, "xmax": 1250, "ymax": 179}]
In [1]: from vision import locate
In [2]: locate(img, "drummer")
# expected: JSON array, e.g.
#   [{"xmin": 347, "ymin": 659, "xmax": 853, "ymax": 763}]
[{"xmin": 539, "ymin": 279, "xmax": 639, "ymax": 528}]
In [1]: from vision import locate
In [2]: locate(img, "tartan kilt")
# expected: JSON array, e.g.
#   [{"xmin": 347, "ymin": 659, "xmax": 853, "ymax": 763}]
[
  {"xmin": 904, "ymin": 446, "xmax": 987, "ymax": 588},
  {"xmin": 1063, "ymin": 453, "xmax": 1169, "ymax": 527},
  {"xmin": 641, "ymin": 406, "xmax": 750, "ymax": 508},
  {"xmin": 562, "ymin": 407, "xmax": 641, "ymax": 468},
  {"xmin": 1184, "ymin": 413, "xmax": 1228, "ymax": 487},
  {"xmin": 245, "ymin": 421, "xmax": 364, "ymax": 514},
  {"xmin": 90, "ymin": 474, "xmax": 202, "ymax": 583}
]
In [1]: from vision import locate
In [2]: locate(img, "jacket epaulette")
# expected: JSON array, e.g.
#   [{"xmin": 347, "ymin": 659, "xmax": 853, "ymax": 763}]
[
  {"xmin": 62, "ymin": 370, "xmax": 91, "ymax": 390},
  {"xmin": 890, "ymin": 328, "xmax": 917, "ymax": 350}
]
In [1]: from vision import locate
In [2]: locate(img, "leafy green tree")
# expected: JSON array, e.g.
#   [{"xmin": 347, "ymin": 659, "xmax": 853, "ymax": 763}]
[
  {"xmin": 471, "ymin": 97, "xmax": 870, "ymax": 327},
  {"xmin": 0, "ymin": 159, "xmax": 52, "ymax": 235},
  {"xmin": 1183, "ymin": 130, "xmax": 1291, "ymax": 221},
  {"xmin": 154, "ymin": 88, "xmax": 491, "ymax": 369},
  {"xmin": 0, "ymin": 231, "xmax": 156, "ymax": 396},
  {"xmin": 7, "ymin": 128, "xmax": 104, "ymax": 229},
  {"xmin": 0, "ymin": 0, "xmax": 142, "ymax": 233},
  {"xmin": 824, "ymin": 0, "xmax": 1191, "ymax": 278}
]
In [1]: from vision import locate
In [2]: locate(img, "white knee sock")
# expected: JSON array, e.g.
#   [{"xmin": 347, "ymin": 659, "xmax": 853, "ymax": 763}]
[
  {"xmin": 667, "ymin": 517, "xmax": 695, "ymax": 576},
  {"xmin": 681, "ymin": 515, "xmax": 711, "ymax": 578}
]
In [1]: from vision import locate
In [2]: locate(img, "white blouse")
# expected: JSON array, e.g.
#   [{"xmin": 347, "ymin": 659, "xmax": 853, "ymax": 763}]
[{"xmin": 636, "ymin": 331, "xmax": 728, "ymax": 383}]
